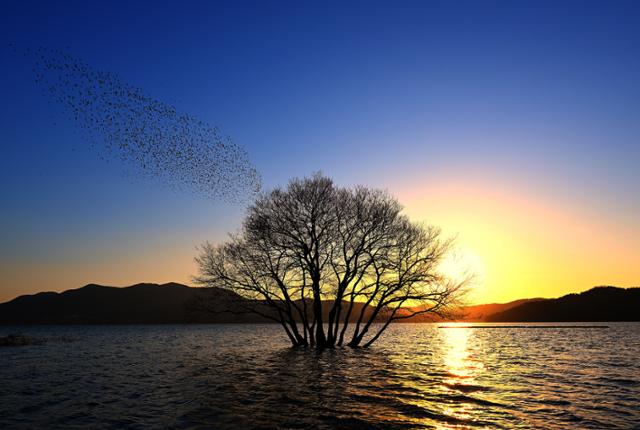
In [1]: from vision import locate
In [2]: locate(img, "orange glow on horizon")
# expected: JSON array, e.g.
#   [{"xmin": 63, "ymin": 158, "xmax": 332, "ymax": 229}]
[
  {"xmin": 1, "ymin": 177, "xmax": 637, "ymax": 306},
  {"xmin": 397, "ymin": 178, "xmax": 640, "ymax": 305}
]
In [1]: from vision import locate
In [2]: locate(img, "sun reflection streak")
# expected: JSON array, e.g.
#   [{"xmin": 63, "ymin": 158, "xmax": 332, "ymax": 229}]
[
  {"xmin": 436, "ymin": 325, "xmax": 488, "ymax": 428},
  {"xmin": 441, "ymin": 325, "xmax": 486, "ymax": 380},
  {"xmin": 444, "ymin": 326, "xmax": 472, "ymax": 379}
]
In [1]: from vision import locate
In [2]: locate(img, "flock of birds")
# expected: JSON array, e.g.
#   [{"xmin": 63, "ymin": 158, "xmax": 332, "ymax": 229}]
[{"xmin": 28, "ymin": 46, "xmax": 261, "ymax": 202}]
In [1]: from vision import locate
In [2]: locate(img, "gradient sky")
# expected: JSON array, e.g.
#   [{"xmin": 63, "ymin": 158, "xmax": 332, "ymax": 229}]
[{"xmin": 1, "ymin": 0, "xmax": 639, "ymax": 304}]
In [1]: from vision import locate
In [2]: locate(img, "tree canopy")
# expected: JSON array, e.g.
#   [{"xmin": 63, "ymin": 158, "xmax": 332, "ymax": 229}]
[{"xmin": 196, "ymin": 174, "xmax": 465, "ymax": 348}]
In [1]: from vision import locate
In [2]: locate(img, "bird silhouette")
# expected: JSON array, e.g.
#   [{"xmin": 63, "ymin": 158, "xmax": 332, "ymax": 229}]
[{"xmin": 30, "ymin": 47, "xmax": 261, "ymax": 202}]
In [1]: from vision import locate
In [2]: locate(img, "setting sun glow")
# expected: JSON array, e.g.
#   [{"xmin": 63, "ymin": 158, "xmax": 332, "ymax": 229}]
[{"xmin": 400, "ymin": 178, "xmax": 640, "ymax": 304}]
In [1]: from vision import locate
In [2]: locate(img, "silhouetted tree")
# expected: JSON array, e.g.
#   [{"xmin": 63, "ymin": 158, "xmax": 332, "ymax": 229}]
[{"xmin": 195, "ymin": 174, "xmax": 465, "ymax": 348}]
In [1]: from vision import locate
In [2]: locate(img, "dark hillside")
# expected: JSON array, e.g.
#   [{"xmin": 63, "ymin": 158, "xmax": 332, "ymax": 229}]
[{"xmin": 486, "ymin": 287, "xmax": 640, "ymax": 322}]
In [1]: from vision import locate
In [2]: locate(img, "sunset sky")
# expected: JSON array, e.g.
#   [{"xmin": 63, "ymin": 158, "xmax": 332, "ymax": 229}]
[{"xmin": 1, "ymin": 0, "xmax": 639, "ymax": 304}]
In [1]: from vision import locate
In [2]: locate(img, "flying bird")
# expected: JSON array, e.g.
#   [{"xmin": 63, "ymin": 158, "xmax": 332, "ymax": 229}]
[{"xmin": 30, "ymin": 47, "xmax": 261, "ymax": 202}]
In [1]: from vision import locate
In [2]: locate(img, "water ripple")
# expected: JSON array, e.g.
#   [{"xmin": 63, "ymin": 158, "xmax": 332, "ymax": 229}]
[{"xmin": 1, "ymin": 323, "xmax": 639, "ymax": 429}]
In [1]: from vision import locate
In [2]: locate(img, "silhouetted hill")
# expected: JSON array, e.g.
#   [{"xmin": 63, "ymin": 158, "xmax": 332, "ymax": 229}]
[
  {"xmin": 454, "ymin": 298, "xmax": 545, "ymax": 321},
  {"xmin": 0, "ymin": 282, "xmax": 431, "ymax": 325},
  {"xmin": 0, "ymin": 283, "xmax": 378, "ymax": 325},
  {"xmin": 486, "ymin": 286, "xmax": 640, "ymax": 322},
  {"xmin": 401, "ymin": 298, "xmax": 543, "ymax": 322},
  {"xmin": 0, "ymin": 283, "xmax": 269, "ymax": 324},
  {"xmin": 3, "ymin": 283, "xmax": 637, "ymax": 324}
]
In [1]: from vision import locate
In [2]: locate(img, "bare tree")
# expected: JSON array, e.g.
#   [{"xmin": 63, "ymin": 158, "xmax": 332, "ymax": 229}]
[{"xmin": 195, "ymin": 174, "xmax": 465, "ymax": 348}]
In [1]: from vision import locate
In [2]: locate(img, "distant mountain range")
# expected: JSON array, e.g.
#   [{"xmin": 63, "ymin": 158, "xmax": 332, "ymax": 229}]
[
  {"xmin": 0, "ymin": 283, "xmax": 266, "ymax": 324},
  {"xmin": 486, "ymin": 286, "xmax": 640, "ymax": 322},
  {"xmin": 0, "ymin": 283, "xmax": 638, "ymax": 324}
]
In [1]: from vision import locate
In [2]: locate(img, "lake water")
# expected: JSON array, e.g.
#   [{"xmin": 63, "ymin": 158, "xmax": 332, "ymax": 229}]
[{"xmin": 1, "ymin": 323, "xmax": 639, "ymax": 429}]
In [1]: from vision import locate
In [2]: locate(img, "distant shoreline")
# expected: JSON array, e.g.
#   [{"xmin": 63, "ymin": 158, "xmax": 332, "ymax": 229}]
[
  {"xmin": 1, "ymin": 283, "xmax": 638, "ymax": 325},
  {"xmin": 438, "ymin": 324, "xmax": 610, "ymax": 328}
]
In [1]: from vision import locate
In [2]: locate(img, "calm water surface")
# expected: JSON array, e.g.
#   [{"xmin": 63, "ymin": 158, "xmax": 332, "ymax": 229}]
[{"xmin": 1, "ymin": 323, "xmax": 639, "ymax": 429}]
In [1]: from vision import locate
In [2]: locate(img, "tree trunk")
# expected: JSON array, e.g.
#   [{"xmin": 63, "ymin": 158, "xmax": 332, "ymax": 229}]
[{"xmin": 312, "ymin": 283, "xmax": 327, "ymax": 348}]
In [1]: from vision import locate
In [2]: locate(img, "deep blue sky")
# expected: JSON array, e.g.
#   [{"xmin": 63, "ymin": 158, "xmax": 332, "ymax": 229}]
[{"xmin": 2, "ymin": 0, "xmax": 639, "ymax": 302}]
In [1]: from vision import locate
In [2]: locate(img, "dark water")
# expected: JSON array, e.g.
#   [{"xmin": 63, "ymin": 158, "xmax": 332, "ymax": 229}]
[{"xmin": 1, "ymin": 323, "xmax": 639, "ymax": 429}]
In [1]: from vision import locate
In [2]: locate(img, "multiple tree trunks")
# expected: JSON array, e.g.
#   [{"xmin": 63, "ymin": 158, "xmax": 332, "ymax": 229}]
[{"xmin": 196, "ymin": 174, "xmax": 465, "ymax": 348}]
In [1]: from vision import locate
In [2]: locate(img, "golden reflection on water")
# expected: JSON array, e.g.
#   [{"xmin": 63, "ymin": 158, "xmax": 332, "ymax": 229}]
[
  {"xmin": 443, "ymin": 325, "xmax": 481, "ymax": 380},
  {"xmin": 438, "ymin": 324, "xmax": 487, "ymax": 428},
  {"xmin": 395, "ymin": 325, "xmax": 493, "ymax": 429}
]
